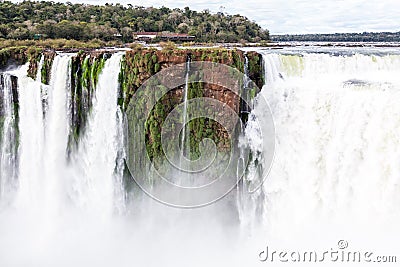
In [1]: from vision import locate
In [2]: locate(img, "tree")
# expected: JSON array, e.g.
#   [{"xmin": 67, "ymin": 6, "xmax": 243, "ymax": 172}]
[
  {"xmin": 56, "ymin": 20, "xmax": 83, "ymax": 39},
  {"xmin": 0, "ymin": 1, "xmax": 271, "ymax": 43},
  {"xmin": 8, "ymin": 27, "xmax": 31, "ymax": 40},
  {"xmin": 121, "ymin": 26, "xmax": 133, "ymax": 42},
  {"xmin": 36, "ymin": 20, "xmax": 57, "ymax": 38},
  {"xmin": 177, "ymin": 23, "xmax": 189, "ymax": 34},
  {"xmin": 0, "ymin": 24, "xmax": 10, "ymax": 38}
]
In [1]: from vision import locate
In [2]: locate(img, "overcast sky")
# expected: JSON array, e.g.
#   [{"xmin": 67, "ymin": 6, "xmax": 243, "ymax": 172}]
[{"xmin": 54, "ymin": 0, "xmax": 400, "ymax": 34}]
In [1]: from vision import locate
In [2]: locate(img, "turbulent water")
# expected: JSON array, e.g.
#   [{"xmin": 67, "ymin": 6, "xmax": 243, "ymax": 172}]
[
  {"xmin": 0, "ymin": 73, "xmax": 18, "ymax": 205},
  {"xmin": 248, "ymin": 50, "xmax": 400, "ymax": 258},
  {"xmin": 69, "ymin": 53, "xmax": 125, "ymax": 215},
  {"xmin": 0, "ymin": 48, "xmax": 400, "ymax": 266}
]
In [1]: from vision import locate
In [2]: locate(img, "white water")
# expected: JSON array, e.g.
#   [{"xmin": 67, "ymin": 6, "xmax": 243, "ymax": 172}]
[
  {"xmin": 69, "ymin": 53, "xmax": 125, "ymax": 216},
  {"xmin": 0, "ymin": 73, "xmax": 18, "ymax": 204},
  {"xmin": 0, "ymin": 53, "xmax": 130, "ymax": 266},
  {"xmin": 15, "ymin": 58, "xmax": 45, "ymax": 210},
  {"xmin": 248, "ymin": 51, "xmax": 400, "ymax": 254},
  {"xmin": 1, "ymin": 49, "xmax": 400, "ymax": 266},
  {"xmin": 179, "ymin": 57, "xmax": 191, "ymax": 173},
  {"xmin": 19, "ymin": 55, "xmax": 72, "ymax": 214}
]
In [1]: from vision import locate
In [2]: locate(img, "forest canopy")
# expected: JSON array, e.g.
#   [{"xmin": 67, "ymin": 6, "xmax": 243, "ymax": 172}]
[{"xmin": 0, "ymin": 1, "xmax": 270, "ymax": 43}]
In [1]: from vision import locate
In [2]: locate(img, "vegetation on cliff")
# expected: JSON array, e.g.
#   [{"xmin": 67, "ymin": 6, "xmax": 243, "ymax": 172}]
[
  {"xmin": 120, "ymin": 47, "xmax": 263, "ymax": 166},
  {"xmin": 0, "ymin": 74, "xmax": 19, "ymax": 155},
  {"xmin": 68, "ymin": 51, "xmax": 109, "ymax": 151},
  {"xmin": 0, "ymin": 1, "xmax": 269, "ymax": 43},
  {"xmin": 0, "ymin": 47, "xmax": 29, "ymax": 69},
  {"xmin": 1, "ymin": 46, "xmax": 264, "ymax": 169},
  {"xmin": 0, "ymin": 46, "xmax": 44, "ymax": 79},
  {"xmin": 0, "ymin": 38, "xmax": 119, "ymax": 50}
]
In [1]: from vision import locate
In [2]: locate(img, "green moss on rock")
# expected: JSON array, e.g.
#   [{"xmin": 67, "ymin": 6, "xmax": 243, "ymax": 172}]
[
  {"xmin": 123, "ymin": 47, "xmax": 251, "ymax": 165},
  {"xmin": 0, "ymin": 47, "xmax": 29, "ymax": 69},
  {"xmin": 26, "ymin": 47, "xmax": 43, "ymax": 79},
  {"xmin": 67, "ymin": 51, "xmax": 110, "ymax": 152},
  {"xmin": 40, "ymin": 51, "xmax": 56, "ymax": 85},
  {"xmin": 246, "ymin": 51, "xmax": 264, "ymax": 89}
]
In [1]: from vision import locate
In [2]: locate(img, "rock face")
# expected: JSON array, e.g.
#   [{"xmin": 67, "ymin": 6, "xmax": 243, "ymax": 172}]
[
  {"xmin": 0, "ymin": 47, "xmax": 29, "ymax": 70},
  {"xmin": 68, "ymin": 51, "xmax": 113, "ymax": 153},
  {"xmin": 40, "ymin": 51, "xmax": 56, "ymax": 85},
  {"xmin": 0, "ymin": 47, "xmax": 264, "ymax": 165},
  {"xmin": 119, "ymin": 48, "xmax": 263, "ymax": 165},
  {"xmin": 0, "ymin": 73, "xmax": 19, "ymax": 158}
]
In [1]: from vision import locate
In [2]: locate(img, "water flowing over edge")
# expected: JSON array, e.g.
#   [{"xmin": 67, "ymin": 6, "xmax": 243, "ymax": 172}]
[{"xmin": 0, "ymin": 49, "xmax": 400, "ymax": 266}]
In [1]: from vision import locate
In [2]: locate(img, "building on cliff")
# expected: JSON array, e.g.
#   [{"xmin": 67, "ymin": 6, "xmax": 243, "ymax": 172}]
[{"xmin": 133, "ymin": 32, "xmax": 195, "ymax": 42}]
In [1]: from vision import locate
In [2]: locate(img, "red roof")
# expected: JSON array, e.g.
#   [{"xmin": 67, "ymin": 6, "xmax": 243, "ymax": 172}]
[
  {"xmin": 160, "ymin": 33, "xmax": 191, "ymax": 37},
  {"xmin": 134, "ymin": 32, "xmax": 158, "ymax": 35},
  {"xmin": 134, "ymin": 32, "xmax": 193, "ymax": 37}
]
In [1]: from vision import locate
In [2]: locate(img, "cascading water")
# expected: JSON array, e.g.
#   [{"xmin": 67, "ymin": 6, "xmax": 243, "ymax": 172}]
[
  {"xmin": 69, "ymin": 53, "xmax": 125, "ymax": 215},
  {"xmin": 1, "ymin": 52, "xmax": 130, "ymax": 266},
  {"xmin": 42, "ymin": 55, "xmax": 72, "ymax": 213},
  {"xmin": 246, "ymin": 50, "xmax": 400, "ymax": 245},
  {"xmin": 0, "ymin": 73, "xmax": 18, "ymax": 204},
  {"xmin": 170, "ymin": 55, "xmax": 197, "ymax": 190},
  {"xmin": 237, "ymin": 53, "xmax": 267, "ymax": 228},
  {"xmin": 179, "ymin": 56, "xmax": 191, "ymax": 174},
  {"xmin": 1, "ymin": 47, "xmax": 400, "ymax": 266},
  {"xmin": 237, "ymin": 54, "xmax": 249, "ymax": 223},
  {"xmin": 15, "ymin": 57, "xmax": 45, "ymax": 209}
]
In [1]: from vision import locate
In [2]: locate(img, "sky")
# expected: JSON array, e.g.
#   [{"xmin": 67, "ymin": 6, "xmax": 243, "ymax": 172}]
[{"xmin": 48, "ymin": 0, "xmax": 400, "ymax": 34}]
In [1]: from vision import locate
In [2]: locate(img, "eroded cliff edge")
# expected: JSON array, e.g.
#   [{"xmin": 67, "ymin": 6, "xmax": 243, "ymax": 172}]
[{"xmin": 0, "ymin": 47, "xmax": 264, "ymax": 166}]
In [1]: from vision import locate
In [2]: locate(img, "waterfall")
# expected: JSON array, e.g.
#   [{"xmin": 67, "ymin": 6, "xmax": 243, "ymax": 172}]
[
  {"xmin": 247, "ymin": 51, "xmax": 400, "ymax": 241},
  {"xmin": 0, "ymin": 73, "xmax": 18, "ymax": 204},
  {"xmin": 237, "ymin": 54, "xmax": 266, "ymax": 227},
  {"xmin": 0, "ymin": 52, "xmax": 131, "ymax": 265},
  {"xmin": 13, "ymin": 55, "xmax": 72, "ymax": 212},
  {"xmin": 179, "ymin": 56, "xmax": 191, "ymax": 172},
  {"xmin": 241, "ymin": 54, "xmax": 251, "ymax": 115},
  {"xmin": 236, "ymin": 54, "xmax": 249, "ymax": 223},
  {"xmin": 16, "ymin": 58, "xmax": 45, "ymax": 208},
  {"xmin": 69, "ymin": 53, "xmax": 125, "ymax": 215},
  {"xmin": 43, "ymin": 55, "xmax": 72, "ymax": 213},
  {"xmin": 15, "ymin": 53, "xmax": 125, "ymax": 215},
  {"xmin": 1, "ymin": 47, "xmax": 400, "ymax": 266}
]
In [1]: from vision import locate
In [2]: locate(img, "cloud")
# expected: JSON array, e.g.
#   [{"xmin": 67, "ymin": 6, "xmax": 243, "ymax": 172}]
[{"xmin": 26, "ymin": 0, "xmax": 400, "ymax": 34}]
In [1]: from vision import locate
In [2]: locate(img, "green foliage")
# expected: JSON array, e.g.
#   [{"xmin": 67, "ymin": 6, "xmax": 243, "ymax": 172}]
[
  {"xmin": 118, "ymin": 49, "xmax": 160, "ymax": 110},
  {"xmin": 90, "ymin": 57, "xmax": 106, "ymax": 88},
  {"xmin": 67, "ymin": 52, "xmax": 109, "ymax": 151},
  {"xmin": 120, "ymin": 48, "xmax": 249, "ymax": 166},
  {"xmin": 117, "ymin": 55, "xmax": 126, "ymax": 108},
  {"xmin": 154, "ymin": 63, "xmax": 160, "ymax": 73},
  {"xmin": 0, "ymin": 1, "xmax": 269, "ymax": 43},
  {"xmin": 129, "ymin": 43, "xmax": 143, "ymax": 50},
  {"xmin": 246, "ymin": 52, "xmax": 264, "ymax": 89},
  {"xmin": 0, "ymin": 46, "xmax": 28, "ymax": 68},
  {"xmin": 232, "ymin": 51, "xmax": 244, "ymax": 72},
  {"xmin": 249, "ymin": 87, "xmax": 257, "ymax": 99},
  {"xmin": 40, "ymin": 53, "xmax": 55, "ymax": 85},
  {"xmin": 0, "ymin": 38, "xmax": 118, "ymax": 50},
  {"xmin": 160, "ymin": 41, "xmax": 177, "ymax": 52},
  {"xmin": 27, "ymin": 47, "xmax": 43, "ymax": 79}
]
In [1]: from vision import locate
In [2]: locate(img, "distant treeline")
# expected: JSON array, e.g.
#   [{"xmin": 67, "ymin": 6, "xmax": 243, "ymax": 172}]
[
  {"xmin": 0, "ymin": 1, "xmax": 269, "ymax": 43},
  {"xmin": 272, "ymin": 32, "xmax": 400, "ymax": 42}
]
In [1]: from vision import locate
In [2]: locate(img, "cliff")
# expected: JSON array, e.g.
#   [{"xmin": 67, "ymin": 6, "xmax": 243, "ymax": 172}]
[{"xmin": 0, "ymin": 47, "xmax": 264, "ymax": 165}]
